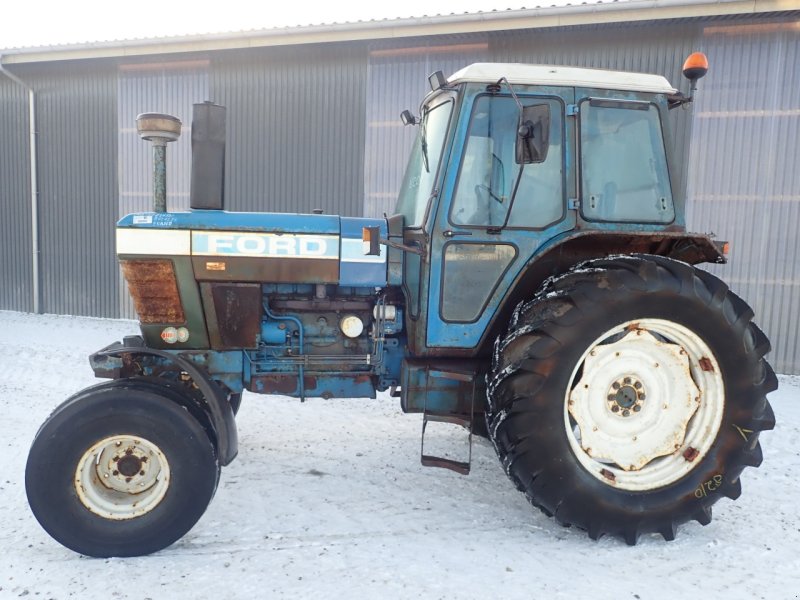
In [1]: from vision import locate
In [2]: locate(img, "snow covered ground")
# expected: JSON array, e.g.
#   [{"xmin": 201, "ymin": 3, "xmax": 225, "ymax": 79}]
[{"xmin": 0, "ymin": 311, "xmax": 798, "ymax": 600}]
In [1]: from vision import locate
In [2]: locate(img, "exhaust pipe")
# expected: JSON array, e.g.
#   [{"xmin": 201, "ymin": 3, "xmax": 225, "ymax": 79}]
[
  {"xmin": 190, "ymin": 102, "xmax": 226, "ymax": 211},
  {"xmin": 136, "ymin": 113, "xmax": 181, "ymax": 213}
]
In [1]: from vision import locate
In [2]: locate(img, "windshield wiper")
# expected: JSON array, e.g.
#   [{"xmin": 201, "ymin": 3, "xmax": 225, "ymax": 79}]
[{"xmin": 420, "ymin": 110, "xmax": 430, "ymax": 173}]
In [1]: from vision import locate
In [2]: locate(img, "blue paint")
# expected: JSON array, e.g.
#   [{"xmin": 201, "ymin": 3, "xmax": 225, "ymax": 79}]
[{"xmin": 119, "ymin": 210, "xmax": 341, "ymax": 234}]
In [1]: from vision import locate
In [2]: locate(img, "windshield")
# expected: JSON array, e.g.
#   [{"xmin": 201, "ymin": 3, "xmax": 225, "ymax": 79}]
[{"xmin": 395, "ymin": 96, "xmax": 453, "ymax": 228}]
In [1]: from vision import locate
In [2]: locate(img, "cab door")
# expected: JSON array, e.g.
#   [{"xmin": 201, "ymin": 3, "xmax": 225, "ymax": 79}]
[{"xmin": 425, "ymin": 87, "xmax": 577, "ymax": 350}]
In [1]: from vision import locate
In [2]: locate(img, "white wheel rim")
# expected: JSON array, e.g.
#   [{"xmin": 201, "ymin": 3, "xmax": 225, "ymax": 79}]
[
  {"xmin": 564, "ymin": 319, "xmax": 724, "ymax": 492},
  {"xmin": 74, "ymin": 435, "xmax": 170, "ymax": 520}
]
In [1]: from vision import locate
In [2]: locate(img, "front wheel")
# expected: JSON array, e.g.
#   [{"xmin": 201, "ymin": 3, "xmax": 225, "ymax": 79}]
[
  {"xmin": 486, "ymin": 255, "xmax": 776, "ymax": 544},
  {"xmin": 26, "ymin": 379, "xmax": 220, "ymax": 557}
]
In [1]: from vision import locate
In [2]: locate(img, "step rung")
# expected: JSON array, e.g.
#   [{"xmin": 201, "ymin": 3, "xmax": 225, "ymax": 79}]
[
  {"xmin": 421, "ymin": 454, "xmax": 471, "ymax": 475},
  {"xmin": 423, "ymin": 412, "xmax": 471, "ymax": 429}
]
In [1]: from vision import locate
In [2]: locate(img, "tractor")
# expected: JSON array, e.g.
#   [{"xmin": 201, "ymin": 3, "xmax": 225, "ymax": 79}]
[{"xmin": 26, "ymin": 53, "xmax": 776, "ymax": 556}]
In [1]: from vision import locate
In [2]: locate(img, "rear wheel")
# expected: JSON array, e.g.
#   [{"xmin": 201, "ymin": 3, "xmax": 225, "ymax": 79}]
[
  {"xmin": 26, "ymin": 379, "xmax": 220, "ymax": 557},
  {"xmin": 486, "ymin": 255, "xmax": 776, "ymax": 544}
]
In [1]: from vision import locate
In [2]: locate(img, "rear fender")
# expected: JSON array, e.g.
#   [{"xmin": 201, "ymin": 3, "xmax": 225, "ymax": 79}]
[{"xmin": 474, "ymin": 230, "xmax": 726, "ymax": 357}]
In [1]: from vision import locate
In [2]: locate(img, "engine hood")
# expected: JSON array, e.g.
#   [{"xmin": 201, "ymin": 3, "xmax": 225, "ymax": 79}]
[{"xmin": 116, "ymin": 210, "xmax": 389, "ymax": 287}]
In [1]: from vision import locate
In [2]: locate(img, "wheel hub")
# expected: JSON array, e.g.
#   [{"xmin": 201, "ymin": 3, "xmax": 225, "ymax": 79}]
[
  {"xmin": 568, "ymin": 328, "xmax": 701, "ymax": 472},
  {"xmin": 74, "ymin": 435, "xmax": 170, "ymax": 520},
  {"xmin": 607, "ymin": 377, "xmax": 645, "ymax": 416},
  {"xmin": 564, "ymin": 319, "xmax": 726, "ymax": 491}
]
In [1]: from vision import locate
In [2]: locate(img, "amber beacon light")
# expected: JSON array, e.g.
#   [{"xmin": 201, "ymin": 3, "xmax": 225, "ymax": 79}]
[{"xmin": 682, "ymin": 52, "xmax": 709, "ymax": 92}]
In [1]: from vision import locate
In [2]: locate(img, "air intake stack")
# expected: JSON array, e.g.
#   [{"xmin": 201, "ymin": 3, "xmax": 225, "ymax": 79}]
[{"xmin": 136, "ymin": 113, "xmax": 182, "ymax": 213}]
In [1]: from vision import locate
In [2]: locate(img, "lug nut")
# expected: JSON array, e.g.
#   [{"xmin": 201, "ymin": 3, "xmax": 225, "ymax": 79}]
[
  {"xmin": 634, "ymin": 381, "xmax": 642, "ymax": 389},
  {"xmin": 612, "ymin": 405, "xmax": 620, "ymax": 413},
  {"xmin": 633, "ymin": 405, "xmax": 642, "ymax": 412},
  {"xmin": 623, "ymin": 409, "xmax": 630, "ymax": 417}
]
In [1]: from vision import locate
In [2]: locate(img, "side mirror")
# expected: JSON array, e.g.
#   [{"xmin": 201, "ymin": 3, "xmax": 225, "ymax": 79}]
[
  {"xmin": 428, "ymin": 70, "xmax": 446, "ymax": 91},
  {"xmin": 516, "ymin": 104, "xmax": 550, "ymax": 164},
  {"xmin": 400, "ymin": 110, "xmax": 418, "ymax": 126}
]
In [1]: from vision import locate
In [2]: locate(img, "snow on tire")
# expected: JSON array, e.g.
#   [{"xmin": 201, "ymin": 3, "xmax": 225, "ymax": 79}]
[{"xmin": 486, "ymin": 255, "xmax": 776, "ymax": 544}]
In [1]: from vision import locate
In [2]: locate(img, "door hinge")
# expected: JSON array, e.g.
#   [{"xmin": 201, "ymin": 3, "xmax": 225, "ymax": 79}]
[
  {"xmin": 567, "ymin": 104, "xmax": 579, "ymax": 116},
  {"xmin": 568, "ymin": 198, "xmax": 580, "ymax": 210}
]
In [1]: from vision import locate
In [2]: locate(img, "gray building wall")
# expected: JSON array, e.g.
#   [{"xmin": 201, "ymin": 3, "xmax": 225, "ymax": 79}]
[
  {"xmin": 210, "ymin": 44, "xmax": 367, "ymax": 216},
  {"xmin": 2, "ymin": 62, "xmax": 119, "ymax": 317},
  {"xmin": 0, "ymin": 78, "xmax": 32, "ymax": 312},
  {"xmin": 686, "ymin": 16, "xmax": 800, "ymax": 375}
]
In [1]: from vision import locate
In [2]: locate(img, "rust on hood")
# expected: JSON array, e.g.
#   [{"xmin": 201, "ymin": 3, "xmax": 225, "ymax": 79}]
[{"xmin": 120, "ymin": 259, "xmax": 185, "ymax": 324}]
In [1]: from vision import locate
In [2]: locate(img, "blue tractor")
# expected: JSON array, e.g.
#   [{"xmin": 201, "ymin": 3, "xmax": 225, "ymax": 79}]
[{"xmin": 26, "ymin": 54, "xmax": 776, "ymax": 556}]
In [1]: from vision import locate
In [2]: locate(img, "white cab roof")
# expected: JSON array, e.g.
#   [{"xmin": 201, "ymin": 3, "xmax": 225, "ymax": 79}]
[{"xmin": 448, "ymin": 63, "xmax": 677, "ymax": 95}]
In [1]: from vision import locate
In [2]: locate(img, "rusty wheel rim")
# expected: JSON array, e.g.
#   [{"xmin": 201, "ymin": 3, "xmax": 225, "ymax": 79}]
[{"xmin": 74, "ymin": 435, "xmax": 170, "ymax": 520}]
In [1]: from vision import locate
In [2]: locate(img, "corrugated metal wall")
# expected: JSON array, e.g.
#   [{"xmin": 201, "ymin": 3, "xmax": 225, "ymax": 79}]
[
  {"xmin": 210, "ymin": 44, "xmax": 367, "ymax": 216},
  {"xmin": 686, "ymin": 16, "xmax": 800, "ymax": 375},
  {"xmin": 0, "ymin": 76, "xmax": 33, "ymax": 312},
  {"xmin": 364, "ymin": 37, "xmax": 489, "ymax": 218},
  {"xmin": 117, "ymin": 61, "xmax": 210, "ymax": 317},
  {"xmin": 16, "ymin": 62, "xmax": 119, "ymax": 317}
]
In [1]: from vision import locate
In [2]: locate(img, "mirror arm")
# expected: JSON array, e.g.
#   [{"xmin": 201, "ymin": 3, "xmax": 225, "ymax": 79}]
[{"xmin": 667, "ymin": 92, "xmax": 693, "ymax": 110}]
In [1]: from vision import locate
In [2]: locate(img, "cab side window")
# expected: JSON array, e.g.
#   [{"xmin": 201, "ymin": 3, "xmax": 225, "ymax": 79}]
[{"xmin": 450, "ymin": 96, "xmax": 563, "ymax": 229}]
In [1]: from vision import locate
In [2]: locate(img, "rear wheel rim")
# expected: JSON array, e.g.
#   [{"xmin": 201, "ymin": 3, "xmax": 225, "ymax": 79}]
[
  {"xmin": 564, "ymin": 318, "xmax": 725, "ymax": 492},
  {"xmin": 74, "ymin": 435, "xmax": 170, "ymax": 520}
]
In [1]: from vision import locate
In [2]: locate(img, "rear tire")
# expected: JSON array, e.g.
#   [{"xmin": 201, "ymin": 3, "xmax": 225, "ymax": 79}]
[
  {"xmin": 486, "ymin": 255, "xmax": 776, "ymax": 544},
  {"xmin": 26, "ymin": 379, "xmax": 220, "ymax": 557}
]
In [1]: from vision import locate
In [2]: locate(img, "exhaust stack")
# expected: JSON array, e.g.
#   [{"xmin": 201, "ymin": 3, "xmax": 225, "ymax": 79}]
[
  {"xmin": 136, "ymin": 113, "xmax": 182, "ymax": 213},
  {"xmin": 190, "ymin": 102, "xmax": 226, "ymax": 211}
]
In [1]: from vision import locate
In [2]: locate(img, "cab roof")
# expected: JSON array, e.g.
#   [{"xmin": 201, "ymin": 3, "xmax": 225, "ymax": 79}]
[{"xmin": 448, "ymin": 63, "xmax": 677, "ymax": 95}]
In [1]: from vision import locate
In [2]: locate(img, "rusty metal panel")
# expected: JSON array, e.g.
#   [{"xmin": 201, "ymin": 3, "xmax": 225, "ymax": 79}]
[
  {"xmin": 117, "ymin": 62, "xmax": 210, "ymax": 317},
  {"xmin": 363, "ymin": 36, "xmax": 489, "ymax": 218},
  {"xmin": 209, "ymin": 44, "xmax": 367, "ymax": 217},
  {"xmin": 201, "ymin": 282, "xmax": 261, "ymax": 349},
  {"xmin": 0, "ymin": 76, "xmax": 32, "ymax": 312},
  {"xmin": 686, "ymin": 16, "xmax": 800, "ymax": 375},
  {"xmin": 120, "ymin": 259, "xmax": 185, "ymax": 324}
]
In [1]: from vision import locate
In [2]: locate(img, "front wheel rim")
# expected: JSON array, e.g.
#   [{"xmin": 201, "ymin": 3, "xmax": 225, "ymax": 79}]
[
  {"xmin": 564, "ymin": 319, "xmax": 725, "ymax": 492},
  {"xmin": 74, "ymin": 435, "xmax": 170, "ymax": 520}
]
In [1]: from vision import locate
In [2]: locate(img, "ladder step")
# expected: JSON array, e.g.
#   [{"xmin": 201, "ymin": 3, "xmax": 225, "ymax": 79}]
[
  {"xmin": 420, "ymin": 411, "xmax": 473, "ymax": 475},
  {"xmin": 423, "ymin": 412, "xmax": 471, "ymax": 428},
  {"xmin": 421, "ymin": 454, "xmax": 471, "ymax": 475}
]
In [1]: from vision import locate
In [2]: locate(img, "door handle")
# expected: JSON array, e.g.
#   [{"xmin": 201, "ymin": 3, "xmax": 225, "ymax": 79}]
[{"xmin": 442, "ymin": 230, "xmax": 473, "ymax": 238}]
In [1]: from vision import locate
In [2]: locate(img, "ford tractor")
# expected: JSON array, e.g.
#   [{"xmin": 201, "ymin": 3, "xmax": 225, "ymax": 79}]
[{"xmin": 26, "ymin": 53, "xmax": 776, "ymax": 557}]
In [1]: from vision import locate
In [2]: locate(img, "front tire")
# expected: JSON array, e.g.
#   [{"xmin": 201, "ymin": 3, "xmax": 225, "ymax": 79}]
[
  {"xmin": 486, "ymin": 255, "xmax": 776, "ymax": 544},
  {"xmin": 26, "ymin": 379, "xmax": 220, "ymax": 557}
]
